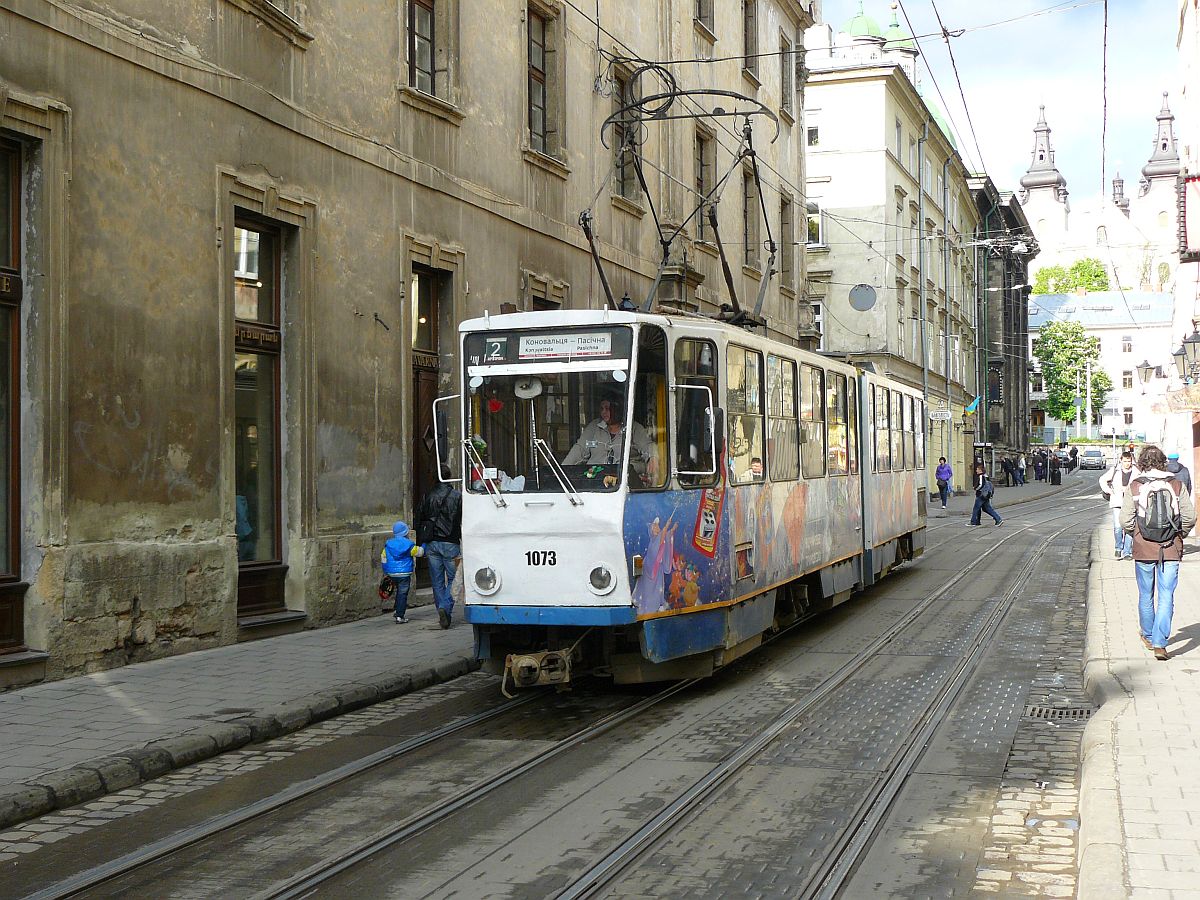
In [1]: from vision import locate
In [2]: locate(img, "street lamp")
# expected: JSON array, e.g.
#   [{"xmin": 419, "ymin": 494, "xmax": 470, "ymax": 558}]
[
  {"xmin": 1173, "ymin": 346, "xmax": 1188, "ymax": 381},
  {"xmin": 1137, "ymin": 359, "xmax": 1155, "ymax": 392},
  {"xmin": 1177, "ymin": 330, "xmax": 1200, "ymax": 384}
]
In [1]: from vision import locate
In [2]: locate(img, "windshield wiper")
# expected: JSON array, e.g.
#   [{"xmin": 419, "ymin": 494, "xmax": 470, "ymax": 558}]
[
  {"xmin": 533, "ymin": 439, "xmax": 584, "ymax": 506},
  {"xmin": 464, "ymin": 438, "xmax": 507, "ymax": 508}
]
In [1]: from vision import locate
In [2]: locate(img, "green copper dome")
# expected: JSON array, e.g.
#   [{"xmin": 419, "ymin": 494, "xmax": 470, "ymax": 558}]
[
  {"xmin": 919, "ymin": 91, "xmax": 958, "ymax": 151},
  {"xmin": 883, "ymin": 7, "xmax": 915, "ymax": 50},
  {"xmin": 844, "ymin": 2, "xmax": 883, "ymax": 38}
]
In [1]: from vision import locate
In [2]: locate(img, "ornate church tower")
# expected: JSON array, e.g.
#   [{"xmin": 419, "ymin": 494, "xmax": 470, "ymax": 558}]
[
  {"xmin": 1019, "ymin": 107, "xmax": 1068, "ymax": 205},
  {"xmin": 1139, "ymin": 92, "xmax": 1181, "ymax": 197}
]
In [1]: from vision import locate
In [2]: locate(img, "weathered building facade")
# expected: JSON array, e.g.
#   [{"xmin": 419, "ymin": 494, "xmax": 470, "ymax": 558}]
[
  {"xmin": 0, "ymin": 0, "xmax": 815, "ymax": 686},
  {"xmin": 803, "ymin": 8, "xmax": 982, "ymax": 492}
]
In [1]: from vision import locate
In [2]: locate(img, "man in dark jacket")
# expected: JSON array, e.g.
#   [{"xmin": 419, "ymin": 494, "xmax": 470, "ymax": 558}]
[
  {"xmin": 1166, "ymin": 452, "xmax": 1193, "ymax": 497},
  {"xmin": 1121, "ymin": 446, "xmax": 1197, "ymax": 660},
  {"xmin": 417, "ymin": 465, "xmax": 463, "ymax": 629}
]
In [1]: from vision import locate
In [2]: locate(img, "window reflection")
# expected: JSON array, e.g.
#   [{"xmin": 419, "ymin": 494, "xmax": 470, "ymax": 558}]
[
  {"xmin": 234, "ymin": 352, "xmax": 278, "ymax": 562},
  {"xmin": 233, "ymin": 226, "xmax": 276, "ymax": 324}
]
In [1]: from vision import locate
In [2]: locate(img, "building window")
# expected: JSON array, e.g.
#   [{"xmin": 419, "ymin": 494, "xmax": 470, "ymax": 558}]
[
  {"xmin": 528, "ymin": 8, "xmax": 549, "ymax": 154},
  {"xmin": 0, "ymin": 141, "xmax": 20, "ymax": 609},
  {"xmin": 695, "ymin": 129, "xmax": 714, "ymax": 242},
  {"xmin": 1122, "ymin": 370, "xmax": 1133, "ymax": 390},
  {"xmin": 780, "ymin": 196, "xmax": 795, "ymax": 288},
  {"xmin": 1122, "ymin": 334, "xmax": 1132, "ymax": 353},
  {"xmin": 909, "ymin": 138, "xmax": 917, "ymax": 174},
  {"xmin": 1123, "ymin": 407, "xmax": 1134, "ymax": 426},
  {"xmin": 743, "ymin": 169, "xmax": 760, "ymax": 268},
  {"xmin": 812, "ymin": 300, "xmax": 825, "ymax": 351},
  {"xmin": 780, "ymin": 35, "xmax": 794, "ymax": 117},
  {"xmin": 407, "ymin": 0, "xmax": 435, "ymax": 95},
  {"xmin": 807, "ymin": 127, "xmax": 819, "ymax": 147},
  {"xmin": 742, "ymin": 0, "xmax": 758, "ymax": 76},
  {"xmin": 806, "ymin": 202, "xmax": 823, "ymax": 246},
  {"xmin": 233, "ymin": 220, "xmax": 284, "ymax": 615},
  {"xmin": 612, "ymin": 70, "xmax": 640, "ymax": 201},
  {"xmin": 1031, "ymin": 371, "xmax": 1043, "ymax": 392},
  {"xmin": 895, "ymin": 119, "xmax": 903, "ymax": 159},
  {"xmin": 695, "ymin": 0, "xmax": 713, "ymax": 32}
]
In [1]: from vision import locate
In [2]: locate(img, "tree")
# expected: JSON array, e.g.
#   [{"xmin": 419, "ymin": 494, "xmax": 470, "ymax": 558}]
[
  {"xmin": 1030, "ymin": 257, "xmax": 1110, "ymax": 294},
  {"xmin": 1032, "ymin": 320, "xmax": 1113, "ymax": 424}
]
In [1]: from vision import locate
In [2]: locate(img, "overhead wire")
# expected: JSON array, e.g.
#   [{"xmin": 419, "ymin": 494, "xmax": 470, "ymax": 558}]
[{"xmin": 925, "ymin": 0, "xmax": 988, "ymax": 176}]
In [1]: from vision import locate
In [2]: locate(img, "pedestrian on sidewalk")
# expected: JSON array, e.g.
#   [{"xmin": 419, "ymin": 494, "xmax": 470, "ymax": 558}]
[
  {"xmin": 416, "ymin": 464, "xmax": 463, "ymax": 629},
  {"xmin": 1121, "ymin": 445, "xmax": 1197, "ymax": 661},
  {"xmin": 1099, "ymin": 451, "xmax": 1136, "ymax": 559},
  {"xmin": 381, "ymin": 521, "xmax": 423, "ymax": 623},
  {"xmin": 968, "ymin": 462, "xmax": 1002, "ymax": 527},
  {"xmin": 935, "ymin": 457, "xmax": 952, "ymax": 511},
  {"xmin": 1033, "ymin": 453, "xmax": 1045, "ymax": 482},
  {"xmin": 1166, "ymin": 452, "xmax": 1192, "ymax": 497},
  {"xmin": 1016, "ymin": 454, "xmax": 1027, "ymax": 485}
]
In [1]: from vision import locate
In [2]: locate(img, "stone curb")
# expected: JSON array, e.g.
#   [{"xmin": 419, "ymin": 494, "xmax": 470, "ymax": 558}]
[
  {"xmin": 1076, "ymin": 523, "xmax": 1130, "ymax": 899},
  {"xmin": 0, "ymin": 652, "xmax": 480, "ymax": 830}
]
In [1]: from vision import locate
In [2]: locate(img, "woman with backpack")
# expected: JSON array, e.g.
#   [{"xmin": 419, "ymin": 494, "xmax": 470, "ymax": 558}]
[
  {"xmin": 1120, "ymin": 445, "xmax": 1197, "ymax": 660},
  {"xmin": 967, "ymin": 462, "xmax": 1002, "ymax": 527}
]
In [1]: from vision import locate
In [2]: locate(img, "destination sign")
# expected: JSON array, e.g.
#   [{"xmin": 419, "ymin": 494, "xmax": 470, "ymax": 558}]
[{"xmin": 518, "ymin": 333, "xmax": 612, "ymax": 359}]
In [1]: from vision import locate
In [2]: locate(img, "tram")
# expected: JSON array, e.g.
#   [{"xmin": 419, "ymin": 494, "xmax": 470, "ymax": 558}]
[{"xmin": 440, "ymin": 308, "xmax": 927, "ymax": 692}]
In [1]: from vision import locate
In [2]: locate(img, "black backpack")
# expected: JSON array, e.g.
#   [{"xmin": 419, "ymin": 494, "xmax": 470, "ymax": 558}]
[{"xmin": 1135, "ymin": 478, "xmax": 1182, "ymax": 545}]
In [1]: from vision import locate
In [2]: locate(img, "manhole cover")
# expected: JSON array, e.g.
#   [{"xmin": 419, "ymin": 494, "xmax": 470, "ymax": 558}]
[{"xmin": 1023, "ymin": 705, "xmax": 1094, "ymax": 721}]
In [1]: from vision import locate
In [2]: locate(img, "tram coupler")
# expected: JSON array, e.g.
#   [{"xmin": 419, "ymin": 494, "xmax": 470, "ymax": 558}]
[{"xmin": 500, "ymin": 650, "xmax": 572, "ymax": 698}]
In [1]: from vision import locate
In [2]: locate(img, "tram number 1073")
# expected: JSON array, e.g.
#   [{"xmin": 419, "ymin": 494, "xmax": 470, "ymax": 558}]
[{"xmin": 525, "ymin": 550, "xmax": 558, "ymax": 567}]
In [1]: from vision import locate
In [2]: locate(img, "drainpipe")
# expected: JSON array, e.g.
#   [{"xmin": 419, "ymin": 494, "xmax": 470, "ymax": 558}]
[
  {"xmin": 918, "ymin": 123, "xmax": 929, "ymax": 442},
  {"xmin": 942, "ymin": 157, "xmax": 952, "ymax": 466}
]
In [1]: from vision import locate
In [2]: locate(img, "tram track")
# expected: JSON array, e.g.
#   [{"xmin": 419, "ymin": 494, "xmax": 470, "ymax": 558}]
[
  {"xmin": 23, "ymin": 484, "xmax": 1102, "ymax": 900},
  {"xmin": 554, "ymin": 499, "xmax": 1095, "ymax": 899}
]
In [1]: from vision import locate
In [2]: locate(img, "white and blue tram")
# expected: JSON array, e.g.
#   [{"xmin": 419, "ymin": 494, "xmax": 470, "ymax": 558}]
[{"xmin": 447, "ymin": 309, "xmax": 927, "ymax": 690}]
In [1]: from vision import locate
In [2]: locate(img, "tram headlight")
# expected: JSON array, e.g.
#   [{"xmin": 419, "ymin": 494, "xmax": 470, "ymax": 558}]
[
  {"xmin": 474, "ymin": 566, "xmax": 501, "ymax": 596},
  {"xmin": 587, "ymin": 564, "xmax": 615, "ymax": 595}
]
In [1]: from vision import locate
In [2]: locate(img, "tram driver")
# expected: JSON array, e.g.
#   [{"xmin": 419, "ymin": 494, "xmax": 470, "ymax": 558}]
[{"xmin": 563, "ymin": 395, "xmax": 657, "ymax": 482}]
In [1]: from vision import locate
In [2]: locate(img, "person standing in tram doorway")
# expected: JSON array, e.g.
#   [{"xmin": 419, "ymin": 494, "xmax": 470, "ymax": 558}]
[
  {"xmin": 416, "ymin": 464, "xmax": 463, "ymax": 629},
  {"xmin": 967, "ymin": 462, "xmax": 1002, "ymax": 527},
  {"xmin": 935, "ymin": 457, "xmax": 952, "ymax": 512}
]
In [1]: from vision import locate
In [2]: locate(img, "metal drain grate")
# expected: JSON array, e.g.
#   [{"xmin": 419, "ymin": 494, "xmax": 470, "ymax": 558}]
[{"xmin": 1023, "ymin": 705, "xmax": 1094, "ymax": 721}]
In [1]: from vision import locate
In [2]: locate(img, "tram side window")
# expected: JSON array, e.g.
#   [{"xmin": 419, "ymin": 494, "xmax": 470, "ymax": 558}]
[
  {"xmin": 728, "ymin": 345, "xmax": 764, "ymax": 484},
  {"xmin": 907, "ymin": 396, "xmax": 917, "ymax": 468},
  {"xmin": 847, "ymin": 378, "xmax": 859, "ymax": 475},
  {"xmin": 915, "ymin": 398, "xmax": 926, "ymax": 469},
  {"xmin": 873, "ymin": 385, "xmax": 890, "ymax": 471},
  {"xmin": 827, "ymin": 372, "xmax": 849, "ymax": 475},
  {"xmin": 767, "ymin": 355, "xmax": 799, "ymax": 481},
  {"xmin": 800, "ymin": 364, "xmax": 826, "ymax": 478},
  {"xmin": 632, "ymin": 325, "xmax": 669, "ymax": 490},
  {"xmin": 674, "ymin": 338, "xmax": 718, "ymax": 487},
  {"xmin": 891, "ymin": 389, "xmax": 905, "ymax": 470}
]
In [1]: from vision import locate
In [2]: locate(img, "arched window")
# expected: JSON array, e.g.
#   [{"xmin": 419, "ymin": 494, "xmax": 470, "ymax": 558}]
[{"xmin": 1096, "ymin": 225, "xmax": 1108, "ymax": 244}]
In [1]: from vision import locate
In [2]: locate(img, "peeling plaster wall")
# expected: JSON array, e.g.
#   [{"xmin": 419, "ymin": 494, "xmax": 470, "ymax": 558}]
[{"xmin": 1, "ymin": 0, "xmax": 811, "ymax": 682}]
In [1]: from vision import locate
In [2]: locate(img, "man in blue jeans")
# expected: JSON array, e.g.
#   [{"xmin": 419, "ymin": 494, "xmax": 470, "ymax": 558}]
[
  {"xmin": 417, "ymin": 465, "xmax": 463, "ymax": 629},
  {"xmin": 1120, "ymin": 446, "xmax": 1196, "ymax": 660}
]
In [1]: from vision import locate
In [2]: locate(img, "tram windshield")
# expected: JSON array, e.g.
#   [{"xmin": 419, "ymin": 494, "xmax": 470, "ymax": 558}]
[{"xmin": 462, "ymin": 325, "xmax": 664, "ymax": 493}]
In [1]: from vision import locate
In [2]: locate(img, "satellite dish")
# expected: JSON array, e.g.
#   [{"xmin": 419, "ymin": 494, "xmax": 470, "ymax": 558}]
[
  {"xmin": 849, "ymin": 283, "xmax": 877, "ymax": 311},
  {"xmin": 514, "ymin": 376, "xmax": 544, "ymax": 400}
]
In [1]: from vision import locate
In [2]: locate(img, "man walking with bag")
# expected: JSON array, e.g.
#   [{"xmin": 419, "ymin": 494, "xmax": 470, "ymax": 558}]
[
  {"xmin": 1121, "ymin": 446, "xmax": 1196, "ymax": 660},
  {"xmin": 967, "ymin": 462, "xmax": 1002, "ymax": 527},
  {"xmin": 1100, "ymin": 451, "xmax": 1136, "ymax": 559},
  {"xmin": 417, "ymin": 464, "xmax": 463, "ymax": 629}
]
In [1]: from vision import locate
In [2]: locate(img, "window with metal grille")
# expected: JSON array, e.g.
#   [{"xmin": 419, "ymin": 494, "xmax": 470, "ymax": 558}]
[
  {"xmin": 612, "ymin": 70, "xmax": 640, "ymax": 200},
  {"xmin": 742, "ymin": 0, "xmax": 758, "ymax": 75},
  {"xmin": 695, "ymin": 129, "xmax": 714, "ymax": 241}
]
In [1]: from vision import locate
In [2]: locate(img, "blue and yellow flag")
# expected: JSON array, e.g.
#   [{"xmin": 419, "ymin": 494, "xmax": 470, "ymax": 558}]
[{"xmin": 964, "ymin": 396, "xmax": 981, "ymax": 414}]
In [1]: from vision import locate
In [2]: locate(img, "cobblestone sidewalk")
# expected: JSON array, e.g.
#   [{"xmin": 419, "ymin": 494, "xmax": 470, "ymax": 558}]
[
  {"xmin": 0, "ymin": 605, "xmax": 477, "ymax": 828},
  {"xmin": 1081, "ymin": 522, "xmax": 1200, "ymax": 899}
]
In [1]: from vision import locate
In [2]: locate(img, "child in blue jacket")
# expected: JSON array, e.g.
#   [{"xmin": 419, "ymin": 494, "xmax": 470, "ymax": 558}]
[{"xmin": 381, "ymin": 521, "xmax": 424, "ymax": 623}]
